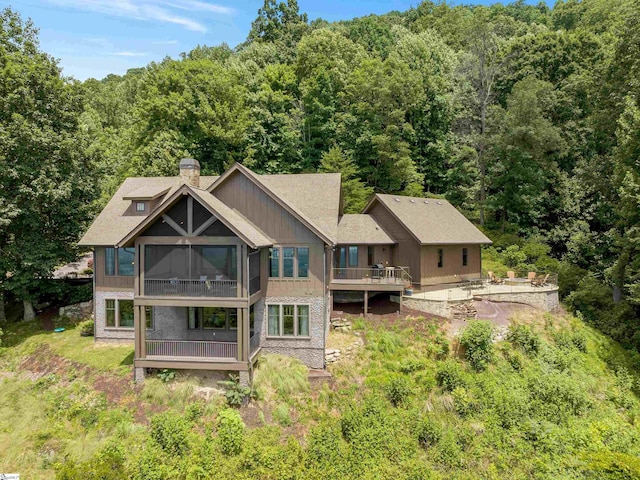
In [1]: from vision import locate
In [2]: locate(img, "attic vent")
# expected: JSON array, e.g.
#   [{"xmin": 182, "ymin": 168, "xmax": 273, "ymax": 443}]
[
  {"xmin": 410, "ymin": 199, "xmax": 415, "ymax": 203},
  {"xmin": 436, "ymin": 201, "xmax": 442, "ymax": 205},
  {"xmin": 424, "ymin": 200, "xmax": 429, "ymax": 204},
  {"xmin": 394, "ymin": 198, "xmax": 400, "ymax": 202}
]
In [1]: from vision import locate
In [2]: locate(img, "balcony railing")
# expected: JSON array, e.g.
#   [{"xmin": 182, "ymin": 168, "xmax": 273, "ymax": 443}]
[
  {"xmin": 146, "ymin": 340, "xmax": 237, "ymax": 359},
  {"xmin": 331, "ymin": 267, "xmax": 411, "ymax": 286},
  {"xmin": 144, "ymin": 278, "xmax": 238, "ymax": 297}
]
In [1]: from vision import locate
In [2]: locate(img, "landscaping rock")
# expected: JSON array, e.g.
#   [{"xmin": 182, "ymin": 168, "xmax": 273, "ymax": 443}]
[{"xmin": 58, "ymin": 301, "xmax": 93, "ymax": 320}]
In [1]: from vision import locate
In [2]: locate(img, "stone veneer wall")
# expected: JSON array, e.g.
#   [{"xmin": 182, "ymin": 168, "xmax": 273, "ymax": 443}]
[
  {"xmin": 400, "ymin": 289, "xmax": 560, "ymax": 319},
  {"xmin": 148, "ymin": 306, "xmax": 239, "ymax": 342},
  {"xmin": 257, "ymin": 296, "xmax": 326, "ymax": 369},
  {"xmin": 95, "ymin": 290, "xmax": 135, "ymax": 342}
]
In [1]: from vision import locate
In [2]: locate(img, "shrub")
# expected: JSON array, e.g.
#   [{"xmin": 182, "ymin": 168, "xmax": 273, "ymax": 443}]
[
  {"xmin": 435, "ymin": 360, "xmax": 467, "ymax": 392},
  {"xmin": 340, "ymin": 397, "xmax": 395, "ymax": 462},
  {"xmin": 218, "ymin": 374, "xmax": 252, "ymax": 406},
  {"xmin": 459, "ymin": 320, "xmax": 495, "ymax": 371},
  {"xmin": 272, "ymin": 404, "xmax": 292, "ymax": 426},
  {"xmin": 150, "ymin": 411, "xmax": 191, "ymax": 455},
  {"xmin": 428, "ymin": 334, "xmax": 450, "ymax": 360},
  {"xmin": 78, "ymin": 320, "xmax": 94, "ymax": 337},
  {"xmin": 417, "ymin": 417, "xmax": 442, "ymax": 448},
  {"xmin": 385, "ymin": 375, "xmax": 413, "ymax": 407},
  {"xmin": 571, "ymin": 330, "xmax": 588, "ymax": 352},
  {"xmin": 372, "ymin": 331, "xmax": 404, "ymax": 354},
  {"xmin": 504, "ymin": 349, "xmax": 525, "ymax": 371},
  {"xmin": 216, "ymin": 408, "xmax": 245, "ymax": 455},
  {"xmin": 507, "ymin": 324, "xmax": 541, "ymax": 356},
  {"xmin": 156, "ymin": 368, "xmax": 176, "ymax": 383},
  {"xmin": 56, "ymin": 442, "xmax": 126, "ymax": 480},
  {"xmin": 399, "ymin": 359, "xmax": 425, "ymax": 374},
  {"xmin": 451, "ymin": 387, "xmax": 475, "ymax": 417},
  {"xmin": 306, "ymin": 423, "xmax": 342, "ymax": 466},
  {"xmin": 184, "ymin": 402, "xmax": 205, "ymax": 422}
]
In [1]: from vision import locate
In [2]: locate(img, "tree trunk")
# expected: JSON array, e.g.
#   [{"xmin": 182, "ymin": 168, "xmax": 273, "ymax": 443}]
[
  {"xmin": 0, "ymin": 291, "xmax": 5, "ymax": 323},
  {"xmin": 23, "ymin": 300, "xmax": 35, "ymax": 322}
]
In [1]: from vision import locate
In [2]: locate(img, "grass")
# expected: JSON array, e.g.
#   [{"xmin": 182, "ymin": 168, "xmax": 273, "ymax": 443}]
[{"xmin": 2, "ymin": 310, "xmax": 640, "ymax": 478}]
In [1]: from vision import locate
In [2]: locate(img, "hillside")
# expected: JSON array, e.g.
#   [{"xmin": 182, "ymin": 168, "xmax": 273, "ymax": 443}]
[{"xmin": 1, "ymin": 311, "xmax": 640, "ymax": 479}]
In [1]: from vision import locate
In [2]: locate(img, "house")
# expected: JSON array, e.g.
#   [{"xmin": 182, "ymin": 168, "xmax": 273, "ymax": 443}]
[{"xmin": 79, "ymin": 159, "xmax": 491, "ymax": 382}]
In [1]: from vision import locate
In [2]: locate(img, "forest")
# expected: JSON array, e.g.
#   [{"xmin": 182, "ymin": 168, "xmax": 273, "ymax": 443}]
[{"xmin": 0, "ymin": 0, "xmax": 640, "ymax": 350}]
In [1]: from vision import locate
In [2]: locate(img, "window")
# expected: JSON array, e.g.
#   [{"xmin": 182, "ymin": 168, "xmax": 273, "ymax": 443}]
[
  {"xmin": 104, "ymin": 299, "xmax": 134, "ymax": 329},
  {"xmin": 269, "ymin": 247, "xmax": 310, "ymax": 279},
  {"xmin": 283, "ymin": 247, "xmax": 295, "ymax": 278},
  {"xmin": 269, "ymin": 248, "xmax": 280, "ymax": 278},
  {"xmin": 136, "ymin": 202, "xmax": 146, "ymax": 212},
  {"xmin": 437, "ymin": 248, "xmax": 444, "ymax": 268},
  {"xmin": 348, "ymin": 246, "xmax": 359, "ymax": 267},
  {"xmin": 268, "ymin": 305, "xmax": 280, "ymax": 336},
  {"xmin": 298, "ymin": 305, "xmax": 309, "ymax": 336},
  {"xmin": 367, "ymin": 246, "xmax": 374, "ymax": 266},
  {"xmin": 105, "ymin": 247, "xmax": 135, "ymax": 276},
  {"xmin": 297, "ymin": 247, "xmax": 309, "ymax": 278},
  {"xmin": 145, "ymin": 306, "xmax": 154, "ymax": 329},
  {"xmin": 462, "ymin": 248, "xmax": 468, "ymax": 267},
  {"xmin": 266, "ymin": 304, "xmax": 311, "ymax": 338},
  {"xmin": 188, "ymin": 307, "xmax": 236, "ymax": 330}
]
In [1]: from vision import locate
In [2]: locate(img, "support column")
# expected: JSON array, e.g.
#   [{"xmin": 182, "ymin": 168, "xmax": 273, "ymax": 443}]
[
  {"xmin": 364, "ymin": 291, "xmax": 368, "ymax": 316},
  {"xmin": 134, "ymin": 305, "xmax": 146, "ymax": 383},
  {"xmin": 237, "ymin": 307, "xmax": 244, "ymax": 362}
]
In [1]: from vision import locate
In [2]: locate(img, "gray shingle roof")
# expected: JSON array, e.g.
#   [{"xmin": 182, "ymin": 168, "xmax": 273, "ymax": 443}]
[
  {"xmin": 337, "ymin": 214, "xmax": 395, "ymax": 244},
  {"xmin": 78, "ymin": 176, "xmax": 218, "ymax": 246},
  {"xmin": 365, "ymin": 194, "xmax": 492, "ymax": 245}
]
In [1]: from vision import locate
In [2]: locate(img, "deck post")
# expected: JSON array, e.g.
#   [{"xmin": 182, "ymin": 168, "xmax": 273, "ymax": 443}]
[
  {"xmin": 364, "ymin": 290, "xmax": 368, "ymax": 316},
  {"xmin": 236, "ymin": 307, "xmax": 244, "ymax": 362}
]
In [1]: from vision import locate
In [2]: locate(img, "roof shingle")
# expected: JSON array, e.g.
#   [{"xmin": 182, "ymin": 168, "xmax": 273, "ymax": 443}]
[{"xmin": 337, "ymin": 214, "xmax": 395, "ymax": 244}]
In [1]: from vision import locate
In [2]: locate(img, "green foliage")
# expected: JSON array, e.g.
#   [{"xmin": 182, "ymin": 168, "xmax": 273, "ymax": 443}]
[
  {"xmin": 149, "ymin": 411, "xmax": 192, "ymax": 455},
  {"xmin": 156, "ymin": 369, "xmax": 176, "ymax": 383},
  {"xmin": 218, "ymin": 374, "xmax": 253, "ymax": 406},
  {"xmin": 272, "ymin": 404, "xmax": 292, "ymax": 426},
  {"xmin": 435, "ymin": 360, "xmax": 467, "ymax": 392},
  {"xmin": 216, "ymin": 408, "xmax": 245, "ymax": 455},
  {"xmin": 459, "ymin": 320, "xmax": 495, "ymax": 371},
  {"xmin": 78, "ymin": 320, "xmax": 94, "ymax": 337},
  {"xmin": 416, "ymin": 416, "xmax": 442, "ymax": 448},
  {"xmin": 507, "ymin": 324, "xmax": 541, "ymax": 356},
  {"xmin": 253, "ymin": 354, "xmax": 309, "ymax": 401},
  {"xmin": 56, "ymin": 442, "xmax": 127, "ymax": 480},
  {"xmin": 385, "ymin": 375, "xmax": 413, "ymax": 406}
]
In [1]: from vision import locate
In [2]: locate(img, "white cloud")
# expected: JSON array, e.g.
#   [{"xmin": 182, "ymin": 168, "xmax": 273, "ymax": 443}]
[
  {"xmin": 42, "ymin": 0, "xmax": 234, "ymax": 32},
  {"xmin": 152, "ymin": 40, "xmax": 179, "ymax": 45}
]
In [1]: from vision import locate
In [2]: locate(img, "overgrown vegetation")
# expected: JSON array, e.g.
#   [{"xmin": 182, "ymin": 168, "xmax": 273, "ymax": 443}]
[{"xmin": 1, "ymin": 312, "xmax": 640, "ymax": 478}]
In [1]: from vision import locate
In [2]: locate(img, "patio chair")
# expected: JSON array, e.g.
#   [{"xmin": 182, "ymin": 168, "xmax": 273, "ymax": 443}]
[
  {"xmin": 528, "ymin": 272, "xmax": 537, "ymax": 282},
  {"xmin": 532, "ymin": 273, "xmax": 550, "ymax": 287},
  {"xmin": 507, "ymin": 271, "xmax": 515, "ymax": 279}
]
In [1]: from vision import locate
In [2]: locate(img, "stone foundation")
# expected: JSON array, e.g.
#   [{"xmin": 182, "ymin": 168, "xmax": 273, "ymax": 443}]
[
  {"xmin": 95, "ymin": 290, "xmax": 135, "ymax": 341},
  {"xmin": 134, "ymin": 367, "xmax": 145, "ymax": 383}
]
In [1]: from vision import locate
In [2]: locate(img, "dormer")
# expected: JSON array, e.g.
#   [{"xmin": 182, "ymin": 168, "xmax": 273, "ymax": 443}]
[{"xmin": 123, "ymin": 186, "xmax": 171, "ymax": 216}]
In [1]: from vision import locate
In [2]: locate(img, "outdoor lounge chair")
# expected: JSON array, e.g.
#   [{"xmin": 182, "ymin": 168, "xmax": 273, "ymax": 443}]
[
  {"xmin": 507, "ymin": 271, "xmax": 515, "ymax": 279},
  {"xmin": 528, "ymin": 272, "xmax": 537, "ymax": 282},
  {"xmin": 531, "ymin": 273, "xmax": 550, "ymax": 287},
  {"xmin": 487, "ymin": 271, "xmax": 504, "ymax": 284}
]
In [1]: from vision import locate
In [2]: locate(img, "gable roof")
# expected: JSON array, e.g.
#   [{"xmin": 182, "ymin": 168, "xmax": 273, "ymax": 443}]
[
  {"xmin": 364, "ymin": 194, "xmax": 492, "ymax": 245},
  {"xmin": 208, "ymin": 163, "xmax": 338, "ymax": 245},
  {"xmin": 122, "ymin": 185, "xmax": 171, "ymax": 201},
  {"xmin": 117, "ymin": 184, "xmax": 274, "ymax": 249},
  {"xmin": 78, "ymin": 176, "xmax": 217, "ymax": 247},
  {"xmin": 337, "ymin": 214, "xmax": 395, "ymax": 245}
]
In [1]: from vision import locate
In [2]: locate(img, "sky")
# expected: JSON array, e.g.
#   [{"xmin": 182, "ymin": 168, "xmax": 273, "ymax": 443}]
[{"xmin": 13, "ymin": 0, "xmax": 493, "ymax": 80}]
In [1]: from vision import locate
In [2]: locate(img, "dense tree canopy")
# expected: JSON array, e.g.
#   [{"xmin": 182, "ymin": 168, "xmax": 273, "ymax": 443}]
[{"xmin": 1, "ymin": 0, "xmax": 640, "ymax": 346}]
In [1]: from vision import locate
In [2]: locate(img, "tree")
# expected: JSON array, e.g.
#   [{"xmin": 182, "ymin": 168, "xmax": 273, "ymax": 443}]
[
  {"xmin": 246, "ymin": 0, "xmax": 309, "ymax": 50},
  {"xmin": 0, "ymin": 8, "xmax": 96, "ymax": 320},
  {"xmin": 319, "ymin": 146, "xmax": 372, "ymax": 213}
]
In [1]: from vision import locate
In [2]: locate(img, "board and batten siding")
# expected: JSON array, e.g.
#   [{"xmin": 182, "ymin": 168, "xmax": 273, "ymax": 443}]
[
  {"xmin": 213, "ymin": 172, "xmax": 327, "ymax": 297},
  {"xmin": 94, "ymin": 247, "xmax": 134, "ymax": 290},
  {"xmin": 367, "ymin": 202, "xmax": 421, "ymax": 284},
  {"xmin": 420, "ymin": 244, "xmax": 482, "ymax": 285}
]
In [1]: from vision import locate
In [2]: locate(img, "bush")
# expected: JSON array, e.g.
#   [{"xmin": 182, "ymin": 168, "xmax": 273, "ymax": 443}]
[
  {"xmin": 78, "ymin": 320, "xmax": 94, "ymax": 337},
  {"xmin": 56, "ymin": 442, "xmax": 126, "ymax": 480},
  {"xmin": 216, "ymin": 408, "xmax": 245, "ymax": 455},
  {"xmin": 272, "ymin": 404, "xmax": 292, "ymax": 426},
  {"xmin": 306, "ymin": 423, "xmax": 342, "ymax": 466},
  {"xmin": 372, "ymin": 331, "xmax": 404, "ymax": 354},
  {"xmin": 385, "ymin": 375, "xmax": 413, "ymax": 407},
  {"xmin": 451, "ymin": 387, "xmax": 476, "ymax": 417},
  {"xmin": 459, "ymin": 320, "xmax": 495, "ymax": 371},
  {"xmin": 435, "ymin": 360, "xmax": 467, "ymax": 392},
  {"xmin": 416, "ymin": 416, "xmax": 442, "ymax": 448},
  {"xmin": 399, "ymin": 359, "xmax": 425, "ymax": 373},
  {"xmin": 428, "ymin": 334, "xmax": 450, "ymax": 360},
  {"xmin": 156, "ymin": 368, "xmax": 176, "ymax": 383},
  {"xmin": 218, "ymin": 374, "xmax": 252, "ymax": 406},
  {"xmin": 507, "ymin": 324, "xmax": 541, "ymax": 356},
  {"xmin": 150, "ymin": 411, "xmax": 191, "ymax": 455}
]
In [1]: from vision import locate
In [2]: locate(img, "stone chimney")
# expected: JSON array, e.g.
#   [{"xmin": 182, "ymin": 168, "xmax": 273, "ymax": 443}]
[{"xmin": 179, "ymin": 158, "xmax": 200, "ymax": 188}]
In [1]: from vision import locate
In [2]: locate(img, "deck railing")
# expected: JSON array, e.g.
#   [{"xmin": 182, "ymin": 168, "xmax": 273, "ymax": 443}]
[
  {"xmin": 331, "ymin": 267, "xmax": 411, "ymax": 286},
  {"xmin": 144, "ymin": 278, "xmax": 238, "ymax": 297},
  {"xmin": 146, "ymin": 340, "xmax": 237, "ymax": 359}
]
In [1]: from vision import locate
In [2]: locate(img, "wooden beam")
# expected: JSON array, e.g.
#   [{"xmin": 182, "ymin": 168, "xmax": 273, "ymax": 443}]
[
  {"xmin": 187, "ymin": 196, "xmax": 193, "ymax": 235},
  {"xmin": 236, "ymin": 307, "xmax": 244, "ymax": 362},
  {"xmin": 134, "ymin": 296, "xmax": 248, "ymax": 308},
  {"xmin": 192, "ymin": 216, "xmax": 218, "ymax": 236},
  {"xmin": 161, "ymin": 214, "xmax": 188, "ymax": 236},
  {"xmin": 134, "ymin": 358, "xmax": 250, "ymax": 371},
  {"xmin": 364, "ymin": 290, "xmax": 368, "ymax": 316},
  {"xmin": 137, "ymin": 236, "xmax": 243, "ymax": 246}
]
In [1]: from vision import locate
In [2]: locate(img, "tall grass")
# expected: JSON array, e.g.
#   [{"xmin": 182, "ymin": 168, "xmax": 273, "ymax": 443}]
[{"xmin": 253, "ymin": 354, "xmax": 309, "ymax": 402}]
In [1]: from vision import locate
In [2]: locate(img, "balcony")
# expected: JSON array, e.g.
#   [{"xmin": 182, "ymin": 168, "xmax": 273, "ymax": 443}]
[
  {"xmin": 144, "ymin": 278, "xmax": 238, "ymax": 298},
  {"xmin": 329, "ymin": 267, "xmax": 411, "ymax": 291},
  {"xmin": 144, "ymin": 335, "xmax": 260, "ymax": 362}
]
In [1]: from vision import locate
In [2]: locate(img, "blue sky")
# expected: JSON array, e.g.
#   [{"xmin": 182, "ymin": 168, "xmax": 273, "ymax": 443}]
[{"xmin": 14, "ymin": 0, "xmax": 499, "ymax": 80}]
